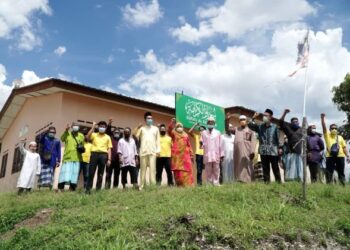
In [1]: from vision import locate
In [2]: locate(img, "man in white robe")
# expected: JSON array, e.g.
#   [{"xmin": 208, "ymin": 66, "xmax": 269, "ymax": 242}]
[{"xmin": 17, "ymin": 140, "xmax": 41, "ymax": 194}]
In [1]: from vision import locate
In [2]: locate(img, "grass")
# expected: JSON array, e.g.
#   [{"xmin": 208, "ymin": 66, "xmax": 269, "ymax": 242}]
[{"xmin": 0, "ymin": 183, "xmax": 349, "ymax": 249}]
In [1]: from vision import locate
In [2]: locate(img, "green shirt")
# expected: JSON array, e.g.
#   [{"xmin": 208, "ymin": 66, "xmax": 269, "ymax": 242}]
[{"xmin": 61, "ymin": 131, "xmax": 85, "ymax": 163}]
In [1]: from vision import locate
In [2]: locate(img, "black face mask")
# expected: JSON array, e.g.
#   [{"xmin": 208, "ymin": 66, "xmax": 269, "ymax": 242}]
[{"xmin": 160, "ymin": 131, "xmax": 166, "ymax": 136}]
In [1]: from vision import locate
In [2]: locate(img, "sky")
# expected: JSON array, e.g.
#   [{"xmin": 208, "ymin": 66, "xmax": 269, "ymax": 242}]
[{"xmin": 1, "ymin": 0, "xmax": 350, "ymax": 128}]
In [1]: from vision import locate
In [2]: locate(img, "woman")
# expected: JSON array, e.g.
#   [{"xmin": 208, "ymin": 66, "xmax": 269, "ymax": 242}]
[
  {"xmin": 17, "ymin": 140, "xmax": 41, "ymax": 195},
  {"xmin": 168, "ymin": 118, "xmax": 194, "ymax": 187}
]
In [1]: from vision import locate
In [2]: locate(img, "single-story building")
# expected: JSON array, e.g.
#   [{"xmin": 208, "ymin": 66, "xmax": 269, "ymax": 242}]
[{"xmin": 0, "ymin": 78, "xmax": 285, "ymax": 192}]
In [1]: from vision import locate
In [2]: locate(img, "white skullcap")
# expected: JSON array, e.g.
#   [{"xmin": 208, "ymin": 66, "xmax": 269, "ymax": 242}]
[
  {"xmin": 207, "ymin": 116, "xmax": 215, "ymax": 122},
  {"xmin": 239, "ymin": 115, "xmax": 247, "ymax": 120},
  {"xmin": 29, "ymin": 141, "xmax": 37, "ymax": 147},
  {"xmin": 309, "ymin": 123, "xmax": 315, "ymax": 127}
]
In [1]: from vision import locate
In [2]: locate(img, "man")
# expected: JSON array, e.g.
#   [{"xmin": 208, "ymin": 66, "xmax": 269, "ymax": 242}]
[
  {"xmin": 280, "ymin": 109, "xmax": 303, "ymax": 181},
  {"xmin": 80, "ymin": 128, "xmax": 92, "ymax": 189},
  {"xmin": 227, "ymin": 114, "xmax": 256, "ymax": 183},
  {"xmin": 38, "ymin": 126, "xmax": 61, "ymax": 189},
  {"xmin": 58, "ymin": 123, "xmax": 85, "ymax": 191},
  {"xmin": 105, "ymin": 118, "xmax": 121, "ymax": 189},
  {"xmin": 133, "ymin": 112, "xmax": 160, "ymax": 190},
  {"xmin": 201, "ymin": 117, "xmax": 224, "ymax": 186},
  {"xmin": 321, "ymin": 113, "xmax": 350, "ymax": 185},
  {"xmin": 307, "ymin": 124, "xmax": 325, "ymax": 183},
  {"xmin": 189, "ymin": 123, "xmax": 206, "ymax": 185},
  {"xmin": 156, "ymin": 124, "xmax": 173, "ymax": 186},
  {"xmin": 118, "ymin": 128, "xmax": 139, "ymax": 189},
  {"xmin": 17, "ymin": 139, "xmax": 41, "ymax": 195},
  {"xmin": 221, "ymin": 116, "xmax": 235, "ymax": 183},
  {"xmin": 86, "ymin": 121, "xmax": 113, "ymax": 193},
  {"xmin": 249, "ymin": 109, "xmax": 281, "ymax": 183}
]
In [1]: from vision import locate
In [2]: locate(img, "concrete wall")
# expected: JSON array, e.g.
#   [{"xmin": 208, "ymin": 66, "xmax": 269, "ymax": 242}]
[{"xmin": 0, "ymin": 93, "xmax": 63, "ymax": 192}]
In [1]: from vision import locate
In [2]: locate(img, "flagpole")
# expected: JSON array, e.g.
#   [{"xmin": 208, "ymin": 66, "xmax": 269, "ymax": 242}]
[
  {"xmin": 302, "ymin": 67, "xmax": 308, "ymax": 200},
  {"xmin": 301, "ymin": 31, "xmax": 309, "ymax": 200}
]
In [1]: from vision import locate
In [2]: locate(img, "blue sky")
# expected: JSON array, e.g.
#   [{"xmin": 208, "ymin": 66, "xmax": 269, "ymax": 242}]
[{"xmin": 1, "ymin": 0, "xmax": 350, "ymax": 125}]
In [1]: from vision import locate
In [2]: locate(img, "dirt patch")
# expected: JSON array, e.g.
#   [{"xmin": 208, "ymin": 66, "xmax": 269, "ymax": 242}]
[
  {"xmin": 254, "ymin": 232, "xmax": 348, "ymax": 250},
  {"xmin": 139, "ymin": 214, "xmax": 236, "ymax": 249},
  {"xmin": 1, "ymin": 208, "xmax": 53, "ymax": 240}
]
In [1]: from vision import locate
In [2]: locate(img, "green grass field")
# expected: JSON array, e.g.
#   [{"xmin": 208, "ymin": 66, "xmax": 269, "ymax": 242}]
[{"xmin": 0, "ymin": 183, "xmax": 349, "ymax": 249}]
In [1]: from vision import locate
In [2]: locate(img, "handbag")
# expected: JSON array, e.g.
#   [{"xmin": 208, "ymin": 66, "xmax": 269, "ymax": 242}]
[
  {"xmin": 42, "ymin": 140, "xmax": 55, "ymax": 161},
  {"xmin": 72, "ymin": 133, "xmax": 85, "ymax": 154},
  {"xmin": 330, "ymin": 135, "xmax": 339, "ymax": 157}
]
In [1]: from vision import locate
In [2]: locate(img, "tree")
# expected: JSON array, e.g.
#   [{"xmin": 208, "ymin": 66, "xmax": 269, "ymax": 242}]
[{"xmin": 332, "ymin": 73, "xmax": 350, "ymax": 140}]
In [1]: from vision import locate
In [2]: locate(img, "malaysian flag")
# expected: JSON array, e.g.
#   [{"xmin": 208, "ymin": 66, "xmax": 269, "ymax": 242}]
[{"xmin": 288, "ymin": 29, "xmax": 309, "ymax": 77}]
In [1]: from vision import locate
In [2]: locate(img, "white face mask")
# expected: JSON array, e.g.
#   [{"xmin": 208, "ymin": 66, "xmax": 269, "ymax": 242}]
[
  {"xmin": 176, "ymin": 127, "xmax": 183, "ymax": 133},
  {"xmin": 311, "ymin": 128, "xmax": 316, "ymax": 133},
  {"xmin": 207, "ymin": 124, "xmax": 214, "ymax": 129},
  {"xmin": 263, "ymin": 116, "xmax": 269, "ymax": 123},
  {"xmin": 72, "ymin": 125, "xmax": 80, "ymax": 132}
]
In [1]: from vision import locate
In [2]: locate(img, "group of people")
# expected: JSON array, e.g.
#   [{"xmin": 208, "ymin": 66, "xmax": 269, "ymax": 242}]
[{"xmin": 16, "ymin": 109, "xmax": 350, "ymax": 195}]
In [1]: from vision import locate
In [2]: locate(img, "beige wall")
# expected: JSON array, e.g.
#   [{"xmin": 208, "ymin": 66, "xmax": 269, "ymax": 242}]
[
  {"xmin": 0, "ymin": 92, "xmax": 174, "ymax": 192},
  {"xmin": 0, "ymin": 93, "xmax": 63, "ymax": 192}
]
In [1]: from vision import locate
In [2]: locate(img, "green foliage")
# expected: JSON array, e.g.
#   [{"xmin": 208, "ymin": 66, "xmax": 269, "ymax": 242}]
[
  {"xmin": 332, "ymin": 73, "xmax": 350, "ymax": 140},
  {"xmin": 0, "ymin": 183, "xmax": 349, "ymax": 249}
]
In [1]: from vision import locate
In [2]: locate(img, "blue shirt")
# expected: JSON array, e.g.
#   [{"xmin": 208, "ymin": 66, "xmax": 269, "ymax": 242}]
[
  {"xmin": 40, "ymin": 135, "xmax": 61, "ymax": 166},
  {"xmin": 248, "ymin": 121, "xmax": 279, "ymax": 156}
]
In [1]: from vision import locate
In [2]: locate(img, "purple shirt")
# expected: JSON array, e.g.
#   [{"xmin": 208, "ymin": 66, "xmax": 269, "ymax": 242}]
[{"xmin": 307, "ymin": 134, "xmax": 324, "ymax": 163}]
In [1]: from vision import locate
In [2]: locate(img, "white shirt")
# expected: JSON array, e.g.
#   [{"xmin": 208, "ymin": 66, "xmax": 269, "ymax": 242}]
[
  {"xmin": 222, "ymin": 133, "xmax": 235, "ymax": 161},
  {"xmin": 17, "ymin": 144, "xmax": 41, "ymax": 189},
  {"xmin": 117, "ymin": 138, "xmax": 138, "ymax": 167}
]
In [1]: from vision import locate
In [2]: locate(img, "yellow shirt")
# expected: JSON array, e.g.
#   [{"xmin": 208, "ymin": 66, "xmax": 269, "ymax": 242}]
[
  {"xmin": 194, "ymin": 133, "xmax": 203, "ymax": 156},
  {"xmin": 159, "ymin": 135, "xmax": 172, "ymax": 157},
  {"xmin": 324, "ymin": 131, "xmax": 347, "ymax": 157},
  {"xmin": 90, "ymin": 133, "xmax": 113, "ymax": 153},
  {"xmin": 82, "ymin": 142, "xmax": 92, "ymax": 163}
]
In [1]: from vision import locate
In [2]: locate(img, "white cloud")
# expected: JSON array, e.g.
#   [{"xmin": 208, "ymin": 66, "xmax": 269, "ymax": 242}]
[
  {"xmin": 0, "ymin": 67, "xmax": 47, "ymax": 109},
  {"xmin": 120, "ymin": 28, "xmax": 350, "ymax": 127},
  {"xmin": 54, "ymin": 46, "xmax": 66, "ymax": 56},
  {"xmin": 21, "ymin": 70, "xmax": 47, "ymax": 85},
  {"xmin": 57, "ymin": 73, "xmax": 78, "ymax": 83},
  {"xmin": 0, "ymin": 64, "xmax": 12, "ymax": 108},
  {"xmin": 170, "ymin": 0, "xmax": 316, "ymax": 44},
  {"xmin": 0, "ymin": 0, "xmax": 52, "ymax": 50},
  {"xmin": 106, "ymin": 55, "xmax": 114, "ymax": 63},
  {"xmin": 122, "ymin": 0, "xmax": 163, "ymax": 27}
]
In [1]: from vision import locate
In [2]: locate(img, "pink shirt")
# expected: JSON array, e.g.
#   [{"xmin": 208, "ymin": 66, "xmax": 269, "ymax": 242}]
[
  {"xmin": 117, "ymin": 138, "xmax": 138, "ymax": 167},
  {"xmin": 201, "ymin": 129, "xmax": 224, "ymax": 164}
]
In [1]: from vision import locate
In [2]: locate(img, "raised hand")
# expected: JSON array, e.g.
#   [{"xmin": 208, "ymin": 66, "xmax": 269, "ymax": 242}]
[
  {"xmin": 108, "ymin": 117, "xmax": 113, "ymax": 124},
  {"xmin": 284, "ymin": 109, "xmax": 291, "ymax": 114},
  {"xmin": 320, "ymin": 113, "xmax": 326, "ymax": 119},
  {"xmin": 252, "ymin": 112, "xmax": 259, "ymax": 119},
  {"xmin": 65, "ymin": 123, "xmax": 70, "ymax": 131}
]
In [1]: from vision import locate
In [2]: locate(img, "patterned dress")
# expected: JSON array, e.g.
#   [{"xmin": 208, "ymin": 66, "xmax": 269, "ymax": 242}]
[{"xmin": 168, "ymin": 123, "xmax": 194, "ymax": 187}]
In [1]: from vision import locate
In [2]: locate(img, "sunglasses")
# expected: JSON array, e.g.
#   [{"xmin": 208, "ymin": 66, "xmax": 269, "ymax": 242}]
[{"xmin": 330, "ymin": 128, "xmax": 337, "ymax": 131}]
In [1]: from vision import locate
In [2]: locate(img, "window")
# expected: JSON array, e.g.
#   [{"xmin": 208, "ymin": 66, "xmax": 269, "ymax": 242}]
[
  {"xmin": 0, "ymin": 153, "xmax": 8, "ymax": 178},
  {"xmin": 12, "ymin": 146, "xmax": 24, "ymax": 174}
]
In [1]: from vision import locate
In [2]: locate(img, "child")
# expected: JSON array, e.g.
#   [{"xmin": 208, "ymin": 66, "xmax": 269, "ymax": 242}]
[{"xmin": 17, "ymin": 140, "xmax": 41, "ymax": 195}]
